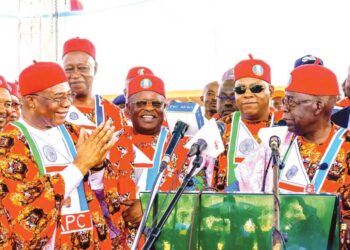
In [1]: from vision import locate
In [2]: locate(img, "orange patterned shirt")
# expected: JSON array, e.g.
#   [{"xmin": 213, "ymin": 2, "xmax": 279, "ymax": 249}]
[{"xmin": 0, "ymin": 122, "xmax": 114, "ymax": 249}]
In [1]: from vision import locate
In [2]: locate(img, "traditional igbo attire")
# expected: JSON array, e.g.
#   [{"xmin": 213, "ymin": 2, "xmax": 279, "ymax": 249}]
[
  {"xmin": 0, "ymin": 120, "xmax": 114, "ymax": 249},
  {"xmin": 236, "ymin": 124, "xmax": 350, "ymax": 219},
  {"xmin": 66, "ymin": 95, "xmax": 127, "ymax": 131},
  {"xmin": 213, "ymin": 110, "xmax": 283, "ymax": 190},
  {"xmin": 127, "ymin": 126, "xmax": 191, "ymax": 193},
  {"xmin": 65, "ymin": 95, "xmax": 137, "ymax": 249},
  {"xmin": 212, "ymin": 54, "xmax": 284, "ymax": 191}
]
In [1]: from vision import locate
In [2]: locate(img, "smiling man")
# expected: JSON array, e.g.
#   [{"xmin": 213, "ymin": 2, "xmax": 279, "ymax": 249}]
[
  {"xmin": 0, "ymin": 61, "xmax": 117, "ymax": 248},
  {"xmin": 213, "ymin": 55, "xmax": 283, "ymax": 190},
  {"xmin": 125, "ymin": 74, "xmax": 190, "ymax": 190},
  {"xmin": 122, "ymin": 75, "xmax": 192, "ymax": 243},
  {"xmin": 62, "ymin": 38, "xmax": 137, "ymax": 249}
]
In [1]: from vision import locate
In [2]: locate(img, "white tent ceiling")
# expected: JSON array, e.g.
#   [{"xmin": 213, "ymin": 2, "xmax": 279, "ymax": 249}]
[{"xmin": 1, "ymin": 0, "xmax": 350, "ymax": 95}]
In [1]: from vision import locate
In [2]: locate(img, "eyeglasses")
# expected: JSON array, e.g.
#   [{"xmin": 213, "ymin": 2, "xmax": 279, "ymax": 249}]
[
  {"xmin": 234, "ymin": 84, "xmax": 265, "ymax": 95},
  {"xmin": 282, "ymin": 96, "xmax": 315, "ymax": 109},
  {"xmin": 217, "ymin": 95, "xmax": 235, "ymax": 101},
  {"xmin": 32, "ymin": 93, "xmax": 75, "ymax": 105},
  {"xmin": 130, "ymin": 100, "xmax": 164, "ymax": 109},
  {"xmin": 64, "ymin": 65, "xmax": 92, "ymax": 75},
  {"xmin": 11, "ymin": 102, "xmax": 21, "ymax": 109}
]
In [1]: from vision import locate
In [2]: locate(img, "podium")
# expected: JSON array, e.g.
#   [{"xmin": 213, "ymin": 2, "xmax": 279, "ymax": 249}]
[{"xmin": 140, "ymin": 192, "xmax": 340, "ymax": 249}]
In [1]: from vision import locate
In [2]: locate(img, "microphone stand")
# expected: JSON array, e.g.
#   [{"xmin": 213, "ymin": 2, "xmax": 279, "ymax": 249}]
[
  {"xmin": 271, "ymin": 148, "xmax": 286, "ymax": 249},
  {"xmin": 142, "ymin": 153, "xmax": 204, "ymax": 250},
  {"xmin": 132, "ymin": 162, "xmax": 167, "ymax": 250}
]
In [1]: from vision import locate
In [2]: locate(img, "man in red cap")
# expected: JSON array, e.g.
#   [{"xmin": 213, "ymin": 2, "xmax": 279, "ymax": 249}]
[
  {"xmin": 62, "ymin": 37, "xmax": 127, "ymax": 131},
  {"xmin": 213, "ymin": 54, "xmax": 283, "ymax": 190},
  {"xmin": 62, "ymin": 38, "xmax": 138, "ymax": 248},
  {"xmin": 121, "ymin": 74, "xmax": 196, "ymax": 245},
  {"xmin": 124, "ymin": 66, "xmax": 154, "ymax": 96},
  {"xmin": 123, "ymin": 66, "xmax": 154, "ymax": 126},
  {"xmin": 237, "ymin": 62, "xmax": 350, "ymax": 247},
  {"xmin": 0, "ymin": 61, "xmax": 119, "ymax": 248},
  {"xmin": 280, "ymin": 63, "xmax": 350, "ymax": 247}
]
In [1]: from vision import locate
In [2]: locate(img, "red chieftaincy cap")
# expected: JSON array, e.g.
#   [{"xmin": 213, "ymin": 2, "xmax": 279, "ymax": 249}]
[
  {"xmin": 125, "ymin": 66, "xmax": 154, "ymax": 84},
  {"xmin": 127, "ymin": 75, "xmax": 165, "ymax": 98},
  {"xmin": 62, "ymin": 37, "xmax": 96, "ymax": 60},
  {"xmin": 19, "ymin": 61, "xmax": 68, "ymax": 96},
  {"xmin": 6, "ymin": 81, "xmax": 20, "ymax": 97},
  {"xmin": 234, "ymin": 54, "xmax": 271, "ymax": 83},
  {"xmin": 0, "ymin": 75, "xmax": 20, "ymax": 97},
  {"xmin": 0, "ymin": 75, "xmax": 7, "ymax": 89},
  {"xmin": 286, "ymin": 61, "xmax": 339, "ymax": 96}
]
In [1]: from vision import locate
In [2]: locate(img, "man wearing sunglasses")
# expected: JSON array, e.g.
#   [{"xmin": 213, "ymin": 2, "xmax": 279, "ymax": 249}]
[
  {"xmin": 213, "ymin": 55, "xmax": 283, "ymax": 191},
  {"xmin": 62, "ymin": 38, "xmax": 137, "ymax": 249}
]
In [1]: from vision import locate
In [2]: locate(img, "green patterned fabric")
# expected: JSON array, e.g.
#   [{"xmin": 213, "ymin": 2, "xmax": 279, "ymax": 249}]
[{"xmin": 140, "ymin": 192, "xmax": 339, "ymax": 250}]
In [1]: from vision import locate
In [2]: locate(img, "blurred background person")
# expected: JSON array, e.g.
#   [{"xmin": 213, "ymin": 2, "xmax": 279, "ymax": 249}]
[
  {"xmin": 216, "ymin": 67, "xmax": 237, "ymax": 119},
  {"xmin": 271, "ymin": 86, "xmax": 285, "ymax": 111},
  {"xmin": 6, "ymin": 80, "xmax": 21, "ymax": 121},
  {"xmin": 200, "ymin": 81, "xmax": 218, "ymax": 120},
  {"xmin": 0, "ymin": 75, "xmax": 12, "ymax": 131}
]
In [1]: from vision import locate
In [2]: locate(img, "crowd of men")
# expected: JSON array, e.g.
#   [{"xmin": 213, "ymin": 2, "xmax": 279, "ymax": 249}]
[{"xmin": 1, "ymin": 38, "xmax": 350, "ymax": 249}]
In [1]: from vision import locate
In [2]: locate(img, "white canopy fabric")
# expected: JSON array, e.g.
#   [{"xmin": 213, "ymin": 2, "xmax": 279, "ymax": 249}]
[{"xmin": 1, "ymin": 0, "xmax": 350, "ymax": 95}]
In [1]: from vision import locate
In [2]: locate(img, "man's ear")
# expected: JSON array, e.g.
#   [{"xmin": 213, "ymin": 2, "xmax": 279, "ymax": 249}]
[
  {"xmin": 200, "ymin": 96, "xmax": 204, "ymax": 102},
  {"xmin": 313, "ymin": 99, "xmax": 325, "ymax": 116},
  {"xmin": 23, "ymin": 95, "xmax": 36, "ymax": 109},
  {"xmin": 125, "ymin": 103, "xmax": 131, "ymax": 116},
  {"xmin": 268, "ymin": 85, "xmax": 275, "ymax": 97}
]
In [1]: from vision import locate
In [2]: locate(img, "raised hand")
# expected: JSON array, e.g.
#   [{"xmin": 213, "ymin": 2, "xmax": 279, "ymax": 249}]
[{"xmin": 74, "ymin": 119, "xmax": 117, "ymax": 175}]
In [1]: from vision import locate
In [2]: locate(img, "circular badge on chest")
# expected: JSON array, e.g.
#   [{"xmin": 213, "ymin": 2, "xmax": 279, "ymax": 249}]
[
  {"xmin": 43, "ymin": 145, "xmax": 58, "ymax": 162},
  {"xmin": 238, "ymin": 138, "xmax": 255, "ymax": 155}
]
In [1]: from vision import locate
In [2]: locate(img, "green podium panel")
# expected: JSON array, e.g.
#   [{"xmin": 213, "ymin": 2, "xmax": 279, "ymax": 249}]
[{"xmin": 140, "ymin": 192, "xmax": 339, "ymax": 250}]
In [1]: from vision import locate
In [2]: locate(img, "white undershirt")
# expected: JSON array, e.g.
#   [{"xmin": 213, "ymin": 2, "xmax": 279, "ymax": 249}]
[{"xmin": 19, "ymin": 119, "xmax": 83, "ymax": 199}]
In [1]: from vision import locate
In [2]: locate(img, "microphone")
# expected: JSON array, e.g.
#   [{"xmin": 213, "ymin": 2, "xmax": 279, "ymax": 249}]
[
  {"xmin": 184, "ymin": 119, "xmax": 225, "ymax": 158},
  {"xmin": 187, "ymin": 138, "xmax": 208, "ymax": 157},
  {"xmin": 269, "ymin": 135, "xmax": 281, "ymax": 151},
  {"xmin": 276, "ymin": 119, "xmax": 287, "ymax": 127},
  {"xmin": 160, "ymin": 121, "xmax": 189, "ymax": 172},
  {"xmin": 165, "ymin": 101, "xmax": 204, "ymax": 136}
]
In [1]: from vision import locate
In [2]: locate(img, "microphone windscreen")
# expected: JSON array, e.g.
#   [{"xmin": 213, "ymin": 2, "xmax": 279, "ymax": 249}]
[{"xmin": 277, "ymin": 119, "xmax": 287, "ymax": 127}]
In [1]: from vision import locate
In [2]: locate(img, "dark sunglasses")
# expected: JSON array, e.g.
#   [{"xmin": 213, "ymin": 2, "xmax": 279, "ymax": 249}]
[
  {"xmin": 131, "ymin": 100, "xmax": 164, "ymax": 109},
  {"xmin": 234, "ymin": 85, "xmax": 265, "ymax": 95},
  {"xmin": 217, "ymin": 95, "xmax": 235, "ymax": 101}
]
